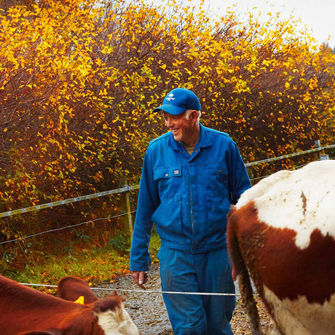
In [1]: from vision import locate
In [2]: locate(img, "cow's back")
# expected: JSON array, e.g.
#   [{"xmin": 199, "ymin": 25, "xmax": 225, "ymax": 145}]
[
  {"xmin": 227, "ymin": 160, "xmax": 335, "ymax": 335},
  {"xmin": 0, "ymin": 275, "xmax": 92, "ymax": 334},
  {"xmin": 0, "ymin": 275, "xmax": 140, "ymax": 335}
]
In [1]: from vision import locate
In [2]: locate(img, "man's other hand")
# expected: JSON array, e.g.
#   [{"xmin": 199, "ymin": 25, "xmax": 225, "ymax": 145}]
[{"xmin": 132, "ymin": 271, "xmax": 148, "ymax": 289}]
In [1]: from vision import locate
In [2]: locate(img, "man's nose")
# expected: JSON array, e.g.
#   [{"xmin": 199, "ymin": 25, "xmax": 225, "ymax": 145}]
[{"xmin": 165, "ymin": 117, "xmax": 173, "ymax": 128}]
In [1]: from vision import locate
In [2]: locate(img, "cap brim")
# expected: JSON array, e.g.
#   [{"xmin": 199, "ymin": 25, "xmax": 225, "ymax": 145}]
[{"xmin": 153, "ymin": 104, "xmax": 185, "ymax": 115}]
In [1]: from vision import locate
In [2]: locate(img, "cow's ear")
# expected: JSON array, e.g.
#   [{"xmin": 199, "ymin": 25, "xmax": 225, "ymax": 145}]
[
  {"xmin": 19, "ymin": 329, "xmax": 63, "ymax": 335},
  {"xmin": 109, "ymin": 290, "xmax": 125, "ymax": 302},
  {"xmin": 57, "ymin": 276, "xmax": 97, "ymax": 304}
]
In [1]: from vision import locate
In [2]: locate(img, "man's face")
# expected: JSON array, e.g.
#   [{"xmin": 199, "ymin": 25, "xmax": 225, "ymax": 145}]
[{"xmin": 162, "ymin": 111, "xmax": 196, "ymax": 144}]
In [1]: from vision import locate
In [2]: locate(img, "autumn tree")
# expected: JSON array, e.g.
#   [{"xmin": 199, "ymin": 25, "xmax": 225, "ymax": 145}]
[{"xmin": 0, "ymin": 0, "xmax": 334, "ymax": 266}]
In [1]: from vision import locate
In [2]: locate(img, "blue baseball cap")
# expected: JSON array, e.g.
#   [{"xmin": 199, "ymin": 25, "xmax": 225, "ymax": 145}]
[{"xmin": 153, "ymin": 88, "xmax": 201, "ymax": 115}]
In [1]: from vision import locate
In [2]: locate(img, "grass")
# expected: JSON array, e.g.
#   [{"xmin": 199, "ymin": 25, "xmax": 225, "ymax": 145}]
[{"xmin": 1, "ymin": 230, "xmax": 162, "ymax": 293}]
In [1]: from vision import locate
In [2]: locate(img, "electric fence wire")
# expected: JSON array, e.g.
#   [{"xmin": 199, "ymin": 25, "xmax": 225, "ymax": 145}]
[{"xmin": 0, "ymin": 211, "xmax": 136, "ymax": 245}]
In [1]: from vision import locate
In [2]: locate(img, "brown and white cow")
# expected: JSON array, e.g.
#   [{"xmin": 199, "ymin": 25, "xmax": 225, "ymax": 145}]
[
  {"xmin": 227, "ymin": 160, "xmax": 335, "ymax": 335},
  {"xmin": 0, "ymin": 275, "xmax": 140, "ymax": 335}
]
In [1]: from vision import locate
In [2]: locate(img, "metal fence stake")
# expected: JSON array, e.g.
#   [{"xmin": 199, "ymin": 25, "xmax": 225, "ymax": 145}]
[{"xmin": 125, "ymin": 183, "xmax": 133, "ymax": 242}]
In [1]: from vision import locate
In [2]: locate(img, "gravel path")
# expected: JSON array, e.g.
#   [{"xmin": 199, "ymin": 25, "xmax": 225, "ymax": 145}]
[
  {"xmin": 95, "ymin": 263, "xmax": 271, "ymax": 335},
  {"xmin": 96, "ymin": 264, "xmax": 172, "ymax": 335}
]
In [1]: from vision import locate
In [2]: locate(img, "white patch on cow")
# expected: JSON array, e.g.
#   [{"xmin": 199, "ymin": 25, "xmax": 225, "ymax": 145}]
[
  {"xmin": 264, "ymin": 285, "xmax": 335, "ymax": 335},
  {"xmin": 236, "ymin": 160, "xmax": 335, "ymax": 249},
  {"xmin": 96, "ymin": 303, "xmax": 140, "ymax": 335}
]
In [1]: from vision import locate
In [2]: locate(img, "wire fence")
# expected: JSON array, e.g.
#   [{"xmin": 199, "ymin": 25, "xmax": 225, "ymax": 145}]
[
  {"xmin": 0, "ymin": 185, "xmax": 139, "ymax": 219},
  {"xmin": 0, "ymin": 141, "xmax": 334, "ymax": 294},
  {"xmin": 20, "ymin": 282, "xmax": 241, "ymax": 297},
  {"xmin": 0, "ymin": 211, "xmax": 136, "ymax": 246},
  {"xmin": 244, "ymin": 143, "xmax": 334, "ymax": 167},
  {"xmin": 0, "ymin": 142, "xmax": 334, "ymax": 245},
  {"xmin": 1, "ymin": 143, "xmax": 334, "ymax": 220}
]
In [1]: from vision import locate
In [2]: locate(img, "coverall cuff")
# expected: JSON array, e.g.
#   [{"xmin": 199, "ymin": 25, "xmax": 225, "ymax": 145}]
[{"xmin": 130, "ymin": 260, "xmax": 151, "ymax": 272}]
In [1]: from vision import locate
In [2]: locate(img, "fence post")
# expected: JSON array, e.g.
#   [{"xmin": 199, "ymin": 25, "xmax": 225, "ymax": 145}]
[
  {"xmin": 125, "ymin": 183, "xmax": 133, "ymax": 242},
  {"xmin": 315, "ymin": 139, "xmax": 330, "ymax": 160},
  {"xmin": 119, "ymin": 177, "xmax": 133, "ymax": 242},
  {"xmin": 314, "ymin": 139, "xmax": 321, "ymax": 160}
]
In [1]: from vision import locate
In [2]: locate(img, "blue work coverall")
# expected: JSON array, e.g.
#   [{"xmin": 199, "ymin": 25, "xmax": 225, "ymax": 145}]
[{"xmin": 130, "ymin": 124, "xmax": 251, "ymax": 334}]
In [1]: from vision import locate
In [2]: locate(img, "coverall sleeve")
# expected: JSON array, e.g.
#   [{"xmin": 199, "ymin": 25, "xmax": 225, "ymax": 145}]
[
  {"xmin": 227, "ymin": 141, "xmax": 251, "ymax": 205},
  {"xmin": 130, "ymin": 149, "xmax": 159, "ymax": 272}
]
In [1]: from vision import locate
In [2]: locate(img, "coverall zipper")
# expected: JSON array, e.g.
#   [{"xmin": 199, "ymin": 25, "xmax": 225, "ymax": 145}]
[{"xmin": 188, "ymin": 164, "xmax": 194, "ymax": 245}]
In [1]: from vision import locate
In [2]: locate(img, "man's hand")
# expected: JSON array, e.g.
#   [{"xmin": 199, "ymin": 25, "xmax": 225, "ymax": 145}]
[{"xmin": 131, "ymin": 271, "xmax": 148, "ymax": 289}]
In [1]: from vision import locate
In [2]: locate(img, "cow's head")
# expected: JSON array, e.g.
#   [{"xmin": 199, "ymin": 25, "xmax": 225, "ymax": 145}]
[
  {"xmin": 57, "ymin": 276, "xmax": 141, "ymax": 335},
  {"xmin": 93, "ymin": 295, "xmax": 140, "ymax": 335}
]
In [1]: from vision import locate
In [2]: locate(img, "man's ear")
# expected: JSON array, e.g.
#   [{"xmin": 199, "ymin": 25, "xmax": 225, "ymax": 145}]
[{"xmin": 190, "ymin": 110, "xmax": 199, "ymax": 122}]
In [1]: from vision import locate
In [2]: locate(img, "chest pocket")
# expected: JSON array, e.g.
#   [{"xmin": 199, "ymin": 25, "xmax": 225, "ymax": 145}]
[
  {"xmin": 205, "ymin": 165, "xmax": 229, "ymax": 195},
  {"xmin": 154, "ymin": 167, "xmax": 182, "ymax": 199}
]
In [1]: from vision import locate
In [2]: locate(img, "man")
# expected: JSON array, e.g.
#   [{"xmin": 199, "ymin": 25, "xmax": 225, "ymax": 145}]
[{"xmin": 130, "ymin": 88, "xmax": 251, "ymax": 335}]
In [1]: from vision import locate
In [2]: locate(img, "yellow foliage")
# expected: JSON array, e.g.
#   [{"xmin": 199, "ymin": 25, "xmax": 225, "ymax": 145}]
[{"xmin": 0, "ymin": 0, "xmax": 334, "ymax": 259}]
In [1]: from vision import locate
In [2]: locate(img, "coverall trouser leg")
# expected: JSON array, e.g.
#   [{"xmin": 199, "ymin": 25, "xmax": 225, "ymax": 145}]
[{"xmin": 158, "ymin": 246, "xmax": 235, "ymax": 335}]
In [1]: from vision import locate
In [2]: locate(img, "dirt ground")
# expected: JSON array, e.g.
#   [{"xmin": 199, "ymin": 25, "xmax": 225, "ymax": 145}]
[{"xmin": 96, "ymin": 264, "xmax": 271, "ymax": 335}]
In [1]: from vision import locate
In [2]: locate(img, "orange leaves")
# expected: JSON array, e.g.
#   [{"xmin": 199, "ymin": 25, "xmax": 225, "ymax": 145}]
[{"xmin": 0, "ymin": 0, "xmax": 334, "ymax": 271}]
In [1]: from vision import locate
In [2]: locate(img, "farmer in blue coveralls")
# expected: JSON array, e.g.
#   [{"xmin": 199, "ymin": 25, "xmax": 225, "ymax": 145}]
[{"xmin": 130, "ymin": 88, "xmax": 251, "ymax": 335}]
